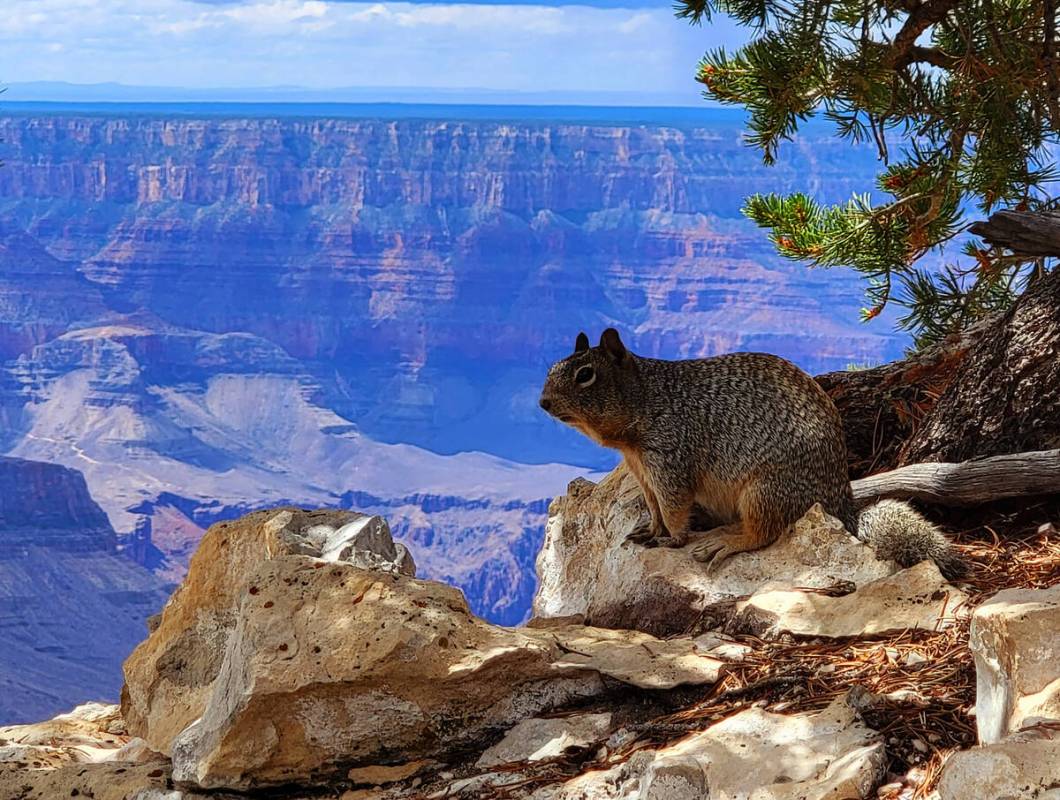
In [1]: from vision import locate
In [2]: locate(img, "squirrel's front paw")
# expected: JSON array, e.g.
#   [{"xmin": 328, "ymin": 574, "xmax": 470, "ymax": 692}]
[{"xmin": 692, "ymin": 537, "xmax": 734, "ymax": 570}]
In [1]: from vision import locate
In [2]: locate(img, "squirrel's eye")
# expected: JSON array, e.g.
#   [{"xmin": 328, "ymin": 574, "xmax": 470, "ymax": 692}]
[{"xmin": 575, "ymin": 366, "xmax": 596, "ymax": 387}]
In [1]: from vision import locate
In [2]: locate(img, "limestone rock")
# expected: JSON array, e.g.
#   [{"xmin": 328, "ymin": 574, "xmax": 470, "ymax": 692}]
[
  {"xmin": 532, "ymin": 692, "xmax": 885, "ymax": 799},
  {"xmin": 477, "ymin": 713, "xmax": 613, "ymax": 767},
  {"xmin": 0, "ymin": 762, "xmax": 173, "ymax": 800},
  {"xmin": 732, "ymin": 561, "xmax": 969, "ymax": 639},
  {"xmin": 165, "ymin": 556, "xmax": 596, "ymax": 789},
  {"xmin": 166, "ymin": 556, "xmax": 722, "ymax": 789},
  {"xmin": 937, "ymin": 726, "xmax": 1060, "ymax": 800},
  {"xmin": 548, "ymin": 626, "xmax": 724, "ymax": 689},
  {"xmin": 0, "ymin": 702, "xmax": 128, "ymax": 768},
  {"xmin": 125, "ymin": 507, "xmax": 723, "ymax": 790},
  {"xmin": 969, "ymin": 583, "xmax": 1060, "ymax": 744},
  {"xmin": 122, "ymin": 507, "xmax": 415, "ymax": 751},
  {"xmin": 534, "ymin": 467, "xmax": 899, "ymax": 636}
]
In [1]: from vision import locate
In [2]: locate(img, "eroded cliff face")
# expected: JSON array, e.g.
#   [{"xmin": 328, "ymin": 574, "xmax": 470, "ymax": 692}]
[
  {"xmin": 0, "ymin": 456, "xmax": 113, "ymax": 553},
  {"xmin": 0, "ymin": 457, "xmax": 171, "ymax": 723},
  {"xmin": 0, "ymin": 113, "xmax": 903, "ymax": 467},
  {"xmin": 2, "ymin": 317, "xmax": 584, "ymax": 625}
]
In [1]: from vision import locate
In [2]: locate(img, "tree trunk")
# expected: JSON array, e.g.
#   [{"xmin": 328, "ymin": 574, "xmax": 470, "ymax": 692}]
[
  {"xmin": 900, "ymin": 266, "xmax": 1060, "ymax": 464},
  {"xmin": 816, "ymin": 337, "xmax": 970, "ymax": 479},
  {"xmin": 817, "ymin": 210, "xmax": 1060, "ymax": 475}
]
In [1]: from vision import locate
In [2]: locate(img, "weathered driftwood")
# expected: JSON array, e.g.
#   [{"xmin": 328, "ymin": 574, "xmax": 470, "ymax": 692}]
[
  {"xmin": 852, "ymin": 449, "xmax": 1060, "ymax": 506},
  {"xmin": 969, "ymin": 209, "xmax": 1060, "ymax": 257}
]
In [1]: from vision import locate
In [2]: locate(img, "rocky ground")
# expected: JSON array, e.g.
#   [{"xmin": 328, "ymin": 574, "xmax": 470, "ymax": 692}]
[{"xmin": 1, "ymin": 467, "xmax": 1058, "ymax": 800}]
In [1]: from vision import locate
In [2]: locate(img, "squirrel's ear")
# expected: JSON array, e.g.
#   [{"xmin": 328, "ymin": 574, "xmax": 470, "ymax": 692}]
[
  {"xmin": 599, "ymin": 328, "xmax": 628, "ymax": 362},
  {"xmin": 574, "ymin": 332, "xmax": 590, "ymax": 354}
]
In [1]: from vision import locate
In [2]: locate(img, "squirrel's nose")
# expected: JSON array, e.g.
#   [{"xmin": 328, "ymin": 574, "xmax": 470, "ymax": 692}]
[{"xmin": 539, "ymin": 396, "xmax": 553, "ymax": 412}]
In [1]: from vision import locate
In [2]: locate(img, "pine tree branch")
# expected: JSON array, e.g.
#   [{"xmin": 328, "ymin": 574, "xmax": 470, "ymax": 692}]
[
  {"xmin": 905, "ymin": 45, "xmax": 959, "ymax": 69},
  {"xmin": 891, "ymin": 0, "xmax": 962, "ymax": 68},
  {"xmin": 683, "ymin": 0, "xmax": 1060, "ymax": 345},
  {"xmin": 1043, "ymin": 0, "xmax": 1060, "ymax": 124}
]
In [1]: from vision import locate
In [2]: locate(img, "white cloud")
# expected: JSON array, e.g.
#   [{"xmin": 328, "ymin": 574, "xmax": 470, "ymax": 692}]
[
  {"xmin": 0, "ymin": 0, "xmax": 745, "ymax": 98},
  {"xmin": 221, "ymin": 0, "xmax": 329, "ymax": 27},
  {"xmin": 618, "ymin": 11, "xmax": 651, "ymax": 34}
]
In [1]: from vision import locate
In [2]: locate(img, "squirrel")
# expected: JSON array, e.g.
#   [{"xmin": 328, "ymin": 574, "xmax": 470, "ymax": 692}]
[{"xmin": 539, "ymin": 328, "xmax": 965, "ymax": 579}]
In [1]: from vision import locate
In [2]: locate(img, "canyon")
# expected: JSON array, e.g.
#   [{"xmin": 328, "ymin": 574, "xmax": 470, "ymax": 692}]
[
  {"xmin": 0, "ymin": 110, "xmax": 903, "ymax": 465},
  {"xmin": 0, "ymin": 456, "xmax": 171, "ymax": 723},
  {"xmin": 0, "ymin": 106, "xmax": 906, "ymax": 718}
]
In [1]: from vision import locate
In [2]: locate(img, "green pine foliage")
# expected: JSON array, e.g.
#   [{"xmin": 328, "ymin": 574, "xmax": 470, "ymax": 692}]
[{"xmin": 677, "ymin": 0, "xmax": 1060, "ymax": 346}]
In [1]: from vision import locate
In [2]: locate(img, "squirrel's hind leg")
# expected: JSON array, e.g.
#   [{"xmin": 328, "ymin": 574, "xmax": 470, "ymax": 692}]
[
  {"xmin": 691, "ymin": 482, "xmax": 791, "ymax": 569},
  {"xmin": 627, "ymin": 488, "xmax": 693, "ymax": 549}
]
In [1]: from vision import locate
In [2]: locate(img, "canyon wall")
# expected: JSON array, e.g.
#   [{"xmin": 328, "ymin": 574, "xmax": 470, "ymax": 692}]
[
  {"xmin": 0, "ymin": 456, "xmax": 171, "ymax": 723},
  {"xmin": 0, "ymin": 112, "xmax": 903, "ymax": 467},
  {"xmin": 0, "ymin": 109, "xmax": 903, "ymax": 641}
]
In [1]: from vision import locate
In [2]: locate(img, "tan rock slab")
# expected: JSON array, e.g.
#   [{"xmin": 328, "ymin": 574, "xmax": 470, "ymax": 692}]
[
  {"xmin": 534, "ymin": 468, "xmax": 899, "ymax": 636},
  {"xmin": 732, "ymin": 561, "xmax": 970, "ymax": 639},
  {"xmin": 122, "ymin": 507, "xmax": 414, "ymax": 753},
  {"xmin": 477, "ymin": 713, "xmax": 613, "ymax": 767},
  {"xmin": 548, "ymin": 626, "xmax": 724, "ymax": 689}
]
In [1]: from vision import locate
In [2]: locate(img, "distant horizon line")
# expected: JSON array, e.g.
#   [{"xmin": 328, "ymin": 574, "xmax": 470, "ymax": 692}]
[
  {"xmin": 2, "ymin": 80, "xmax": 711, "ymax": 108},
  {"xmin": 0, "ymin": 99, "xmax": 756, "ymax": 127}
]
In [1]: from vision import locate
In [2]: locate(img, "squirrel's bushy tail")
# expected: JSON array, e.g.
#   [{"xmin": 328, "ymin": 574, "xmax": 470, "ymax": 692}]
[{"xmin": 856, "ymin": 499, "xmax": 967, "ymax": 580}]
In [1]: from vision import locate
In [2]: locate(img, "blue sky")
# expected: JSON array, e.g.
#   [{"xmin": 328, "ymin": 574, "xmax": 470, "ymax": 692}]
[{"xmin": 0, "ymin": 0, "xmax": 746, "ymax": 104}]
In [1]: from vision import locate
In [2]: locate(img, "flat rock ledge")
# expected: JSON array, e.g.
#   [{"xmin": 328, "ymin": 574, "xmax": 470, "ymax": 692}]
[
  {"xmin": 6, "ymin": 497, "xmax": 1057, "ymax": 800},
  {"xmin": 531, "ymin": 692, "xmax": 885, "ymax": 800},
  {"xmin": 732, "ymin": 560, "xmax": 969, "ymax": 639},
  {"xmin": 534, "ymin": 465, "xmax": 966, "ymax": 639}
]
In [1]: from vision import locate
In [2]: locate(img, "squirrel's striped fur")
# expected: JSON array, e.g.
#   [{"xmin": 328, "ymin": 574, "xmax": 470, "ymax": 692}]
[{"xmin": 539, "ymin": 329, "xmax": 964, "ymax": 578}]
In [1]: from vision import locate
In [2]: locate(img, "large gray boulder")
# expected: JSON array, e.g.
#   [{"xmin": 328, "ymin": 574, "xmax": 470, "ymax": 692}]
[{"xmin": 969, "ymin": 583, "xmax": 1060, "ymax": 744}]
